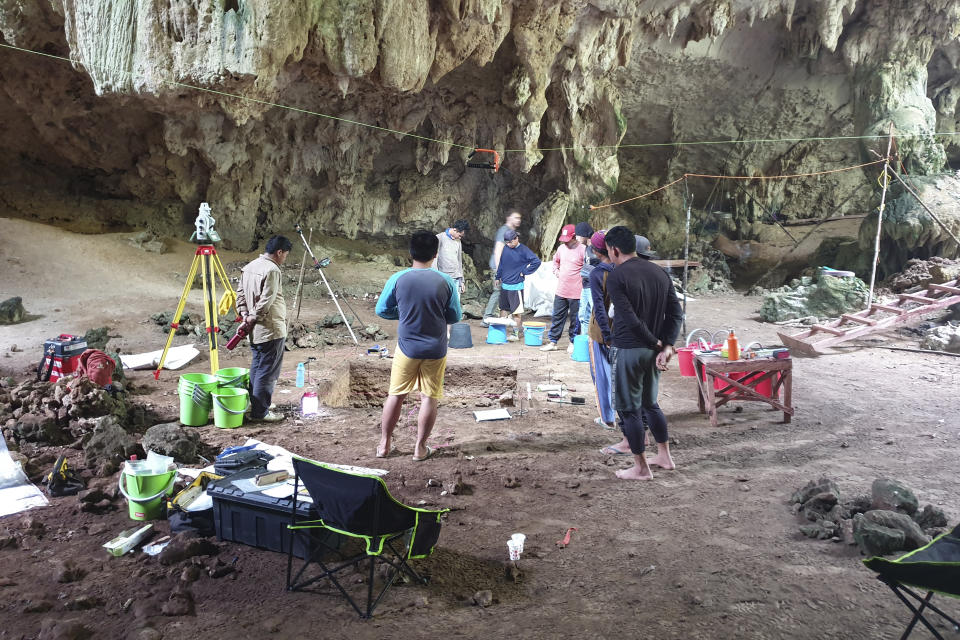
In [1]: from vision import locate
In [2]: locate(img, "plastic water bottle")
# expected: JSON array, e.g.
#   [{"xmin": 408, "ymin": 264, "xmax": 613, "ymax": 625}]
[{"xmin": 295, "ymin": 362, "xmax": 305, "ymax": 388}]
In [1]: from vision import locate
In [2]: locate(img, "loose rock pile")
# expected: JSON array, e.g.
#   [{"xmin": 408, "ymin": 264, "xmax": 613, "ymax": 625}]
[
  {"xmin": 0, "ymin": 377, "xmax": 154, "ymax": 476},
  {"xmin": 149, "ymin": 311, "xmax": 238, "ymax": 338},
  {"xmin": 791, "ymin": 477, "xmax": 949, "ymax": 557},
  {"xmin": 286, "ymin": 318, "xmax": 388, "ymax": 349},
  {"xmin": 685, "ymin": 249, "xmax": 734, "ymax": 295},
  {"xmin": 759, "ymin": 274, "xmax": 868, "ymax": 322},
  {"xmin": 886, "ymin": 257, "xmax": 960, "ymax": 292},
  {"xmin": 920, "ymin": 324, "xmax": 960, "ymax": 352}
]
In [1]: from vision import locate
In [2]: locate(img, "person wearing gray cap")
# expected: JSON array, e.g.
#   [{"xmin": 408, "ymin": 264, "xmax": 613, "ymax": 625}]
[{"xmin": 635, "ymin": 235, "xmax": 656, "ymax": 259}]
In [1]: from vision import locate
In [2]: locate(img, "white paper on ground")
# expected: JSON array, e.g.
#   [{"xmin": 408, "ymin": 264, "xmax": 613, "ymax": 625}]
[
  {"xmin": 0, "ymin": 484, "xmax": 49, "ymax": 517},
  {"xmin": 474, "ymin": 408, "xmax": 512, "ymax": 422},
  {"xmin": 120, "ymin": 344, "xmax": 200, "ymax": 370}
]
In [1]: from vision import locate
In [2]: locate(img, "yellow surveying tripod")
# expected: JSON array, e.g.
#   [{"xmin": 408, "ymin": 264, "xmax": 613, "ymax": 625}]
[
  {"xmin": 154, "ymin": 244, "xmax": 238, "ymax": 380},
  {"xmin": 155, "ymin": 203, "xmax": 239, "ymax": 379}
]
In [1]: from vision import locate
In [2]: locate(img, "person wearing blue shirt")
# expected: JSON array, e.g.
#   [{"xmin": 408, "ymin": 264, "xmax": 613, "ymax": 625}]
[
  {"xmin": 375, "ymin": 231, "xmax": 462, "ymax": 461},
  {"xmin": 494, "ymin": 229, "xmax": 541, "ymax": 341}
]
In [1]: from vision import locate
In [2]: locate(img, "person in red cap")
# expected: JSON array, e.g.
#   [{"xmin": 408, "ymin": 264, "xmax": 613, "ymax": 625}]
[{"xmin": 540, "ymin": 223, "xmax": 586, "ymax": 352}]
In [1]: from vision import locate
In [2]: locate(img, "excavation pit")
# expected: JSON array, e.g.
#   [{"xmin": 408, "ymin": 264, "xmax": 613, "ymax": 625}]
[{"xmin": 324, "ymin": 359, "xmax": 518, "ymax": 408}]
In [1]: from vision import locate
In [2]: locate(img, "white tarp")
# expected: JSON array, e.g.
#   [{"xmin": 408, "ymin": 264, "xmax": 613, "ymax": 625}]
[
  {"xmin": 120, "ymin": 344, "xmax": 200, "ymax": 371},
  {"xmin": 0, "ymin": 436, "xmax": 48, "ymax": 517},
  {"xmin": 523, "ymin": 262, "xmax": 558, "ymax": 318}
]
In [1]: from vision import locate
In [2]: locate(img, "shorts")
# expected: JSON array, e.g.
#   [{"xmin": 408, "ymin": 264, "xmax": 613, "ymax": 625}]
[
  {"xmin": 610, "ymin": 346, "xmax": 660, "ymax": 412},
  {"xmin": 388, "ymin": 349, "xmax": 447, "ymax": 399},
  {"xmin": 499, "ymin": 288, "xmax": 523, "ymax": 314}
]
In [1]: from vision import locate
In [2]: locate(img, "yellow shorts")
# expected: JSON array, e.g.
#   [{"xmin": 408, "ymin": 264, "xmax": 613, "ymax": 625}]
[{"xmin": 388, "ymin": 350, "xmax": 447, "ymax": 399}]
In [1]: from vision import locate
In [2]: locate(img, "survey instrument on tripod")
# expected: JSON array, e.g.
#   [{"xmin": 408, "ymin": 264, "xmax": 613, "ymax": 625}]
[
  {"xmin": 293, "ymin": 223, "xmax": 359, "ymax": 346},
  {"xmin": 155, "ymin": 204, "xmax": 239, "ymax": 378}
]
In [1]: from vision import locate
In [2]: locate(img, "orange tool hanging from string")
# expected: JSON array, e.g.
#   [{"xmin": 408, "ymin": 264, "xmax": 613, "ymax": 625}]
[{"xmin": 467, "ymin": 148, "xmax": 501, "ymax": 172}]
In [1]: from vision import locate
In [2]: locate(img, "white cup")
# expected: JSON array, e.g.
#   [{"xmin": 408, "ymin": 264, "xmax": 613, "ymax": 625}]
[
  {"xmin": 507, "ymin": 539, "xmax": 521, "ymax": 561},
  {"xmin": 511, "ymin": 533, "xmax": 526, "ymax": 553}
]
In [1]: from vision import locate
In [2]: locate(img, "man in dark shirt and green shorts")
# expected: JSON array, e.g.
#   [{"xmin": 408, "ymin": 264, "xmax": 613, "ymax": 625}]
[
  {"xmin": 604, "ymin": 226, "xmax": 684, "ymax": 480},
  {"xmin": 376, "ymin": 231, "xmax": 462, "ymax": 461}
]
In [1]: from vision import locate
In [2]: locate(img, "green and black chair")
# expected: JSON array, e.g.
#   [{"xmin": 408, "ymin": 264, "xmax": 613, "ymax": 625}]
[
  {"xmin": 864, "ymin": 522, "xmax": 960, "ymax": 639},
  {"xmin": 285, "ymin": 456, "xmax": 447, "ymax": 618}
]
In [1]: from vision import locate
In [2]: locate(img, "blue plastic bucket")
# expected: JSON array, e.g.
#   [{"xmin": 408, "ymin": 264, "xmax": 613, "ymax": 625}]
[
  {"xmin": 571, "ymin": 334, "xmax": 590, "ymax": 362},
  {"xmin": 449, "ymin": 322, "xmax": 473, "ymax": 349},
  {"xmin": 523, "ymin": 322, "xmax": 546, "ymax": 346},
  {"xmin": 486, "ymin": 324, "xmax": 508, "ymax": 344}
]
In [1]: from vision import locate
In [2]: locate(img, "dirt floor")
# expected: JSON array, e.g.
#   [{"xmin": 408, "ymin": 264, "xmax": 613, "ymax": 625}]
[{"xmin": 1, "ymin": 217, "xmax": 959, "ymax": 639}]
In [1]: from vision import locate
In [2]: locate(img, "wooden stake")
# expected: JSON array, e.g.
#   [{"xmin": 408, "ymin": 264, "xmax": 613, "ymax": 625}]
[
  {"xmin": 293, "ymin": 228, "xmax": 312, "ymax": 323},
  {"xmin": 867, "ymin": 123, "xmax": 895, "ymax": 308}
]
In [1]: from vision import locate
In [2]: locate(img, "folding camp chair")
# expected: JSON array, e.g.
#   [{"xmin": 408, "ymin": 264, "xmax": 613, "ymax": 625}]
[
  {"xmin": 285, "ymin": 457, "xmax": 448, "ymax": 618},
  {"xmin": 864, "ymin": 522, "xmax": 960, "ymax": 639}
]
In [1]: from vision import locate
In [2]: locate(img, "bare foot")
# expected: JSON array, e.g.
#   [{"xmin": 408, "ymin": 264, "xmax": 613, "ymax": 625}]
[
  {"xmin": 647, "ymin": 452, "xmax": 676, "ymax": 470},
  {"xmin": 615, "ymin": 465, "xmax": 654, "ymax": 480}
]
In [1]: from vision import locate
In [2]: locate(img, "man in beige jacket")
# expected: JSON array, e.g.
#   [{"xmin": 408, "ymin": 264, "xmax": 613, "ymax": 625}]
[{"xmin": 236, "ymin": 235, "xmax": 292, "ymax": 422}]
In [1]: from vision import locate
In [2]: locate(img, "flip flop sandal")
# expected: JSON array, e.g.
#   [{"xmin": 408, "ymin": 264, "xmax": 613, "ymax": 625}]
[
  {"xmin": 376, "ymin": 446, "xmax": 399, "ymax": 459},
  {"xmin": 599, "ymin": 445, "xmax": 631, "ymax": 456},
  {"xmin": 412, "ymin": 445, "xmax": 434, "ymax": 462}
]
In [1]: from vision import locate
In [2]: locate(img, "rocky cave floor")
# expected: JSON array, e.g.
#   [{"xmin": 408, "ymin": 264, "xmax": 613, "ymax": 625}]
[{"xmin": 1, "ymin": 218, "xmax": 959, "ymax": 639}]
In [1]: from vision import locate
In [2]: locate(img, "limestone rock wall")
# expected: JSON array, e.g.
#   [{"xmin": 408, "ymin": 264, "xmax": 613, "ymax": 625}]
[{"xmin": 0, "ymin": 0, "xmax": 958, "ymax": 275}]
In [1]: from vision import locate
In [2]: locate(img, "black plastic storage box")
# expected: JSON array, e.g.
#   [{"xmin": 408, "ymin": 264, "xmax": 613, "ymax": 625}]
[{"xmin": 206, "ymin": 469, "xmax": 325, "ymax": 558}]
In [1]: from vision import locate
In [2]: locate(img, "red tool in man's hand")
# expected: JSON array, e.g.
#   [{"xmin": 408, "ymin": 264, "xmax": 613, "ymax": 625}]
[{"xmin": 225, "ymin": 318, "xmax": 250, "ymax": 350}]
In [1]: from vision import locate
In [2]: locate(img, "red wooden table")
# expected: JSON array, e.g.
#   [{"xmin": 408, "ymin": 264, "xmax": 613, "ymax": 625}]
[{"xmin": 693, "ymin": 353, "xmax": 794, "ymax": 427}]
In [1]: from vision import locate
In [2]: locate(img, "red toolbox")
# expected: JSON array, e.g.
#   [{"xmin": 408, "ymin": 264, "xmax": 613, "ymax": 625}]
[{"xmin": 37, "ymin": 334, "xmax": 87, "ymax": 382}]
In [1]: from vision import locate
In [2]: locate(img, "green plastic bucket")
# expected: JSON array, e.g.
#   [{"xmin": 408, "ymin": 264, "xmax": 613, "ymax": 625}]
[
  {"xmin": 119, "ymin": 465, "xmax": 176, "ymax": 521},
  {"xmin": 212, "ymin": 387, "xmax": 249, "ymax": 429},
  {"xmin": 178, "ymin": 373, "xmax": 217, "ymax": 426},
  {"xmin": 215, "ymin": 367, "xmax": 250, "ymax": 389}
]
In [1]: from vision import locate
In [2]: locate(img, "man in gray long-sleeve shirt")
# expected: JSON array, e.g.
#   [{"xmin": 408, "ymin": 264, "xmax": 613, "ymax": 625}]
[
  {"xmin": 434, "ymin": 219, "xmax": 470, "ymax": 293},
  {"xmin": 604, "ymin": 226, "xmax": 683, "ymax": 481}
]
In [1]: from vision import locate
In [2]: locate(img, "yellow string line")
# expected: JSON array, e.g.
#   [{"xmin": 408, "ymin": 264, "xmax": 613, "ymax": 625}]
[
  {"xmin": 589, "ymin": 177, "xmax": 687, "ymax": 209},
  {"xmin": 589, "ymin": 159, "xmax": 888, "ymax": 209},
  {"xmin": 3, "ymin": 42, "xmax": 959, "ymax": 158}
]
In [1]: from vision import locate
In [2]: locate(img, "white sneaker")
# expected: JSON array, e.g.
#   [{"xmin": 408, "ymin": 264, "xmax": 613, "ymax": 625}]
[
  {"xmin": 566, "ymin": 343, "xmax": 575, "ymax": 354},
  {"xmin": 250, "ymin": 410, "xmax": 284, "ymax": 423},
  {"xmin": 540, "ymin": 342, "xmax": 557, "ymax": 352}
]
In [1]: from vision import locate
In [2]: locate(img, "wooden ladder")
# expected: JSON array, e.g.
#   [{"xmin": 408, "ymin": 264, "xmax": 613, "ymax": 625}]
[{"xmin": 777, "ymin": 278, "xmax": 960, "ymax": 356}]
